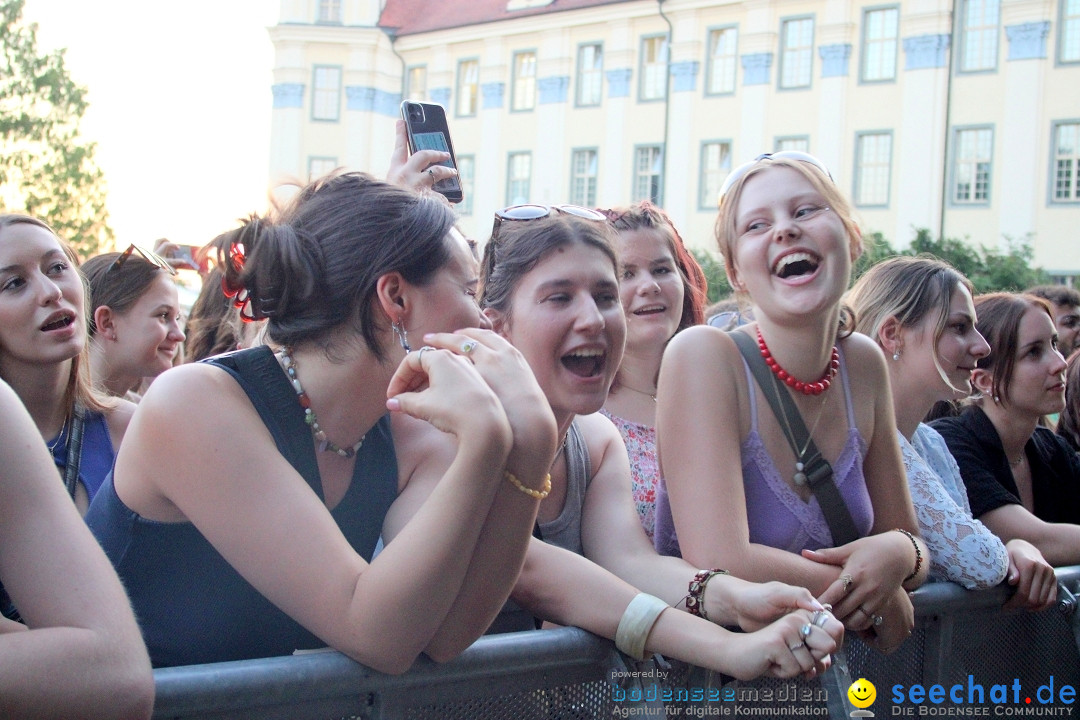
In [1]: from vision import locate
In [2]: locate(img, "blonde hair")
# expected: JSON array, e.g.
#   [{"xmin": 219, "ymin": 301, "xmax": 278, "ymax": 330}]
[
  {"xmin": 714, "ymin": 156, "xmax": 862, "ymax": 335},
  {"xmin": 848, "ymin": 255, "xmax": 975, "ymax": 394}
]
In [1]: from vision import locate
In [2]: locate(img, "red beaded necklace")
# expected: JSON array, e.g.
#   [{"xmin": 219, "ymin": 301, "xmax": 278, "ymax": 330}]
[{"xmin": 756, "ymin": 329, "xmax": 840, "ymax": 396}]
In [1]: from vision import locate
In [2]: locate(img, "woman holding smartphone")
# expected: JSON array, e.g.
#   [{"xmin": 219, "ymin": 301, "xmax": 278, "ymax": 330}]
[{"xmin": 87, "ymin": 172, "xmax": 557, "ymax": 669}]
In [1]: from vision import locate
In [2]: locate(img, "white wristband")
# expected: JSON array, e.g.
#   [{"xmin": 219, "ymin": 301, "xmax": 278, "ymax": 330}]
[{"xmin": 615, "ymin": 593, "xmax": 668, "ymax": 661}]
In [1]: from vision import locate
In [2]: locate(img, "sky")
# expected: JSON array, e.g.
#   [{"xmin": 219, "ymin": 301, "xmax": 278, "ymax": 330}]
[{"xmin": 20, "ymin": 0, "xmax": 279, "ymax": 251}]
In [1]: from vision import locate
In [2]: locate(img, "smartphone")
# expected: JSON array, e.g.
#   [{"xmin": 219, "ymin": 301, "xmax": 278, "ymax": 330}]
[
  {"xmin": 171, "ymin": 244, "xmax": 201, "ymax": 272},
  {"xmin": 400, "ymin": 101, "xmax": 463, "ymax": 204}
]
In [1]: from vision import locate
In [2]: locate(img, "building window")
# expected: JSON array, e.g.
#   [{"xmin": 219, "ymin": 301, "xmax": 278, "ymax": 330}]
[
  {"xmin": 457, "ymin": 59, "xmax": 479, "ymax": 117},
  {"xmin": 639, "ymin": 35, "xmax": 669, "ymax": 101},
  {"xmin": 699, "ymin": 141, "xmax": 732, "ymax": 210},
  {"xmin": 953, "ymin": 127, "xmax": 993, "ymax": 204},
  {"xmin": 576, "ymin": 43, "xmax": 603, "ymax": 106},
  {"xmin": 854, "ymin": 132, "xmax": 893, "ymax": 207},
  {"xmin": 775, "ymin": 136, "xmax": 810, "ymax": 152},
  {"xmin": 312, "ymin": 66, "xmax": 341, "ymax": 122},
  {"xmin": 1060, "ymin": 0, "xmax": 1080, "ymax": 63},
  {"xmin": 959, "ymin": 0, "xmax": 1000, "ymax": 72},
  {"xmin": 1052, "ymin": 122, "xmax": 1080, "ymax": 203},
  {"xmin": 779, "ymin": 17, "xmax": 814, "ymax": 89},
  {"xmin": 705, "ymin": 27, "xmax": 738, "ymax": 95},
  {"xmin": 512, "ymin": 51, "xmax": 537, "ymax": 111},
  {"xmin": 861, "ymin": 7, "xmax": 899, "ymax": 82},
  {"xmin": 507, "ymin": 152, "xmax": 532, "ymax": 206},
  {"xmin": 456, "ymin": 155, "xmax": 475, "ymax": 216},
  {"xmin": 634, "ymin": 145, "xmax": 664, "ymax": 204},
  {"xmin": 570, "ymin": 149, "xmax": 598, "ymax": 207},
  {"xmin": 308, "ymin": 157, "xmax": 338, "ymax": 180},
  {"xmin": 316, "ymin": 0, "xmax": 341, "ymax": 23},
  {"xmin": 406, "ymin": 66, "xmax": 427, "ymax": 102}
]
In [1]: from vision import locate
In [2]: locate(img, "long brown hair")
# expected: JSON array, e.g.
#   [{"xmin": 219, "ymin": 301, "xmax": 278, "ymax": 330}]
[
  {"xmin": 0, "ymin": 214, "xmax": 110, "ymax": 416},
  {"xmin": 599, "ymin": 200, "xmax": 707, "ymax": 332}
]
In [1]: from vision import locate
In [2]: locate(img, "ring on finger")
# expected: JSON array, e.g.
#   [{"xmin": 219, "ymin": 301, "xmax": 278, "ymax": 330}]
[
  {"xmin": 416, "ymin": 346, "xmax": 432, "ymax": 363},
  {"xmin": 427, "ymin": 168, "xmax": 436, "ymax": 181},
  {"xmin": 801, "ymin": 623, "xmax": 812, "ymax": 638},
  {"xmin": 839, "ymin": 573, "xmax": 854, "ymax": 593},
  {"xmin": 461, "ymin": 339, "xmax": 479, "ymax": 355},
  {"xmin": 811, "ymin": 610, "xmax": 830, "ymax": 628},
  {"xmin": 855, "ymin": 605, "xmax": 873, "ymax": 618},
  {"xmin": 788, "ymin": 641, "xmax": 806, "ymax": 652},
  {"xmin": 873, "ymin": 614, "xmax": 884, "ymax": 627}
]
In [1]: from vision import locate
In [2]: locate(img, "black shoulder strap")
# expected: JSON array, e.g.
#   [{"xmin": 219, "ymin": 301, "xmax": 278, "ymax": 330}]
[
  {"xmin": 63, "ymin": 406, "xmax": 86, "ymax": 499},
  {"xmin": 729, "ymin": 331, "xmax": 860, "ymax": 546}
]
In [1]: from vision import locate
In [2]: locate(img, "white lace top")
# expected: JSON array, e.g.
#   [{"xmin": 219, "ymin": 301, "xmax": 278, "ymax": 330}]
[{"xmin": 900, "ymin": 424, "xmax": 1009, "ymax": 589}]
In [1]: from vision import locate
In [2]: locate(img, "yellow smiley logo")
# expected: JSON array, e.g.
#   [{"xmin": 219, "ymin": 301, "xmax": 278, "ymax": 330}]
[{"xmin": 848, "ymin": 678, "xmax": 877, "ymax": 709}]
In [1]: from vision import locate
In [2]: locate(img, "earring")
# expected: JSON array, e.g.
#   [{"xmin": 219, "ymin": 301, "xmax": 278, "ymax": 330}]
[
  {"xmin": 392, "ymin": 321, "xmax": 411, "ymax": 352},
  {"xmin": 993, "ymin": 395, "xmax": 1001, "ymax": 404},
  {"xmin": 892, "ymin": 351, "xmax": 901, "ymax": 361}
]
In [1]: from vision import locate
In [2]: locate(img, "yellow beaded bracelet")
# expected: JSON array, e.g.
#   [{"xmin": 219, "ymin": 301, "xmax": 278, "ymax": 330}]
[{"xmin": 504, "ymin": 471, "xmax": 552, "ymax": 500}]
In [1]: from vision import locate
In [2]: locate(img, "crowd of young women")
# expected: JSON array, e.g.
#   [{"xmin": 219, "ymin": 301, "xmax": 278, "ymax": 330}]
[{"xmin": 3, "ymin": 129, "xmax": 1077, "ymax": 716}]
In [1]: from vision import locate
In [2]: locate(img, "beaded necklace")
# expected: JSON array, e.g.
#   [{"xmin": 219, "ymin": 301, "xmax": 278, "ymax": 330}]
[
  {"xmin": 276, "ymin": 347, "xmax": 365, "ymax": 458},
  {"xmin": 756, "ymin": 329, "xmax": 839, "ymax": 396}
]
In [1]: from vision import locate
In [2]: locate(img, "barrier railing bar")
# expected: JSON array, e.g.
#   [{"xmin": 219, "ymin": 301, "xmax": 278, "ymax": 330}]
[{"xmin": 152, "ymin": 566, "xmax": 1080, "ymax": 720}]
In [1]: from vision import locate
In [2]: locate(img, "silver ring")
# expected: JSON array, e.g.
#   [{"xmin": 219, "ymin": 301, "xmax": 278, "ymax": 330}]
[
  {"xmin": 788, "ymin": 641, "xmax": 806, "ymax": 652},
  {"xmin": 427, "ymin": 168, "xmax": 435, "ymax": 181},
  {"xmin": 416, "ymin": 346, "xmax": 431, "ymax": 363},
  {"xmin": 874, "ymin": 614, "xmax": 884, "ymax": 627},
  {"xmin": 801, "ymin": 623, "xmax": 812, "ymax": 638},
  {"xmin": 811, "ymin": 610, "xmax": 830, "ymax": 628},
  {"xmin": 461, "ymin": 339, "xmax": 479, "ymax": 355}
]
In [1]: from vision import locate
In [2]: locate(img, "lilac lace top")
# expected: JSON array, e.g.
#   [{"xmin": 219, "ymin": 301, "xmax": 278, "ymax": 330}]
[
  {"xmin": 655, "ymin": 346, "xmax": 873, "ymax": 557},
  {"xmin": 598, "ymin": 409, "xmax": 658, "ymax": 540}
]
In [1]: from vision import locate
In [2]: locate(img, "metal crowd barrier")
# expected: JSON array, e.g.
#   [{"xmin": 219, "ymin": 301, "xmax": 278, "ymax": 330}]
[{"xmin": 152, "ymin": 566, "xmax": 1080, "ymax": 719}]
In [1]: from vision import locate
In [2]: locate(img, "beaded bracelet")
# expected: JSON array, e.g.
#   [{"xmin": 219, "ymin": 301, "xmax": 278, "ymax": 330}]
[
  {"xmin": 893, "ymin": 527, "xmax": 923, "ymax": 583},
  {"xmin": 504, "ymin": 471, "xmax": 552, "ymax": 500},
  {"xmin": 684, "ymin": 568, "xmax": 728, "ymax": 622},
  {"xmin": 615, "ymin": 593, "xmax": 669, "ymax": 660}
]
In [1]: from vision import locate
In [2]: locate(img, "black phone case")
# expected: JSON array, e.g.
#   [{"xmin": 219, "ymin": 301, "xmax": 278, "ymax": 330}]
[{"xmin": 400, "ymin": 101, "xmax": 463, "ymax": 203}]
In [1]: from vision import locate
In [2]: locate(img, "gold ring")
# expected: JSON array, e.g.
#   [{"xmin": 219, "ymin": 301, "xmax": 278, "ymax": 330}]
[{"xmin": 427, "ymin": 168, "xmax": 436, "ymax": 180}]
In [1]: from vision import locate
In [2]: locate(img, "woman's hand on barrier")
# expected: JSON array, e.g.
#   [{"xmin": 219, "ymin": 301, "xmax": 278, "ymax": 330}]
[
  {"xmin": 1003, "ymin": 539, "xmax": 1057, "ymax": 611},
  {"xmin": 726, "ymin": 609, "xmax": 839, "ymax": 680},
  {"xmin": 857, "ymin": 586, "xmax": 913, "ymax": 654},
  {"xmin": 711, "ymin": 576, "xmax": 829, "ymax": 632},
  {"xmin": 422, "ymin": 330, "xmax": 558, "ymax": 474},
  {"xmin": 387, "ymin": 345, "xmax": 511, "ymax": 453},
  {"xmin": 386, "ymin": 119, "xmax": 456, "ymax": 194},
  {"xmin": 804, "ymin": 532, "xmax": 913, "ymax": 631}
]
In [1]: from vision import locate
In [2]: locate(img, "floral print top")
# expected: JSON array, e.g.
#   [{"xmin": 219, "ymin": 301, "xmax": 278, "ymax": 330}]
[{"xmin": 599, "ymin": 409, "xmax": 659, "ymax": 540}]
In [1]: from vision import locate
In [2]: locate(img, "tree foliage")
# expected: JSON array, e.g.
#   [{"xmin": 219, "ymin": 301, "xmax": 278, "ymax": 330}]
[{"xmin": 0, "ymin": 0, "xmax": 112, "ymax": 257}]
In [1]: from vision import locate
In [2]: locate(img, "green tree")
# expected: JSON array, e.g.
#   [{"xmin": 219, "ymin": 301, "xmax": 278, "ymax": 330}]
[
  {"xmin": 853, "ymin": 231, "xmax": 897, "ymax": 282},
  {"xmin": 691, "ymin": 248, "xmax": 732, "ymax": 305},
  {"xmin": 0, "ymin": 0, "xmax": 112, "ymax": 257}
]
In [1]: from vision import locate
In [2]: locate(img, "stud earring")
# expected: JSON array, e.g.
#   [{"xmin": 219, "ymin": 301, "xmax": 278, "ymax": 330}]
[
  {"xmin": 993, "ymin": 395, "xmax": 1001, "ymax": 404},
  {"xmin": 892, "ymin": 351, "xmax": 901, "ymax": 361},
  {"xmin": 392, "ymin": 321, "xmax": 411, "ymax": 352}
]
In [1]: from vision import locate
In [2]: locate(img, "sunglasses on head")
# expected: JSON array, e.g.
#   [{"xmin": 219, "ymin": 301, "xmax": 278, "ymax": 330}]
[
  {"xmin": 718, "ymin": 151, "xmax": 834, "ymax": 206},
  {"xmin": 107, "ymin": 244, "xmax": 177, "ymax": 277},
  {"xmin": 489, "ymin": 204, "xmax": 608, "ymax": 246}
]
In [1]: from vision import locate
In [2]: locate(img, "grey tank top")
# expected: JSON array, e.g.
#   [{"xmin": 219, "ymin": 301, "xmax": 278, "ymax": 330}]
[{"xmin": 487, "ymin": 420, "xmax": 592, "ymax": 634}]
